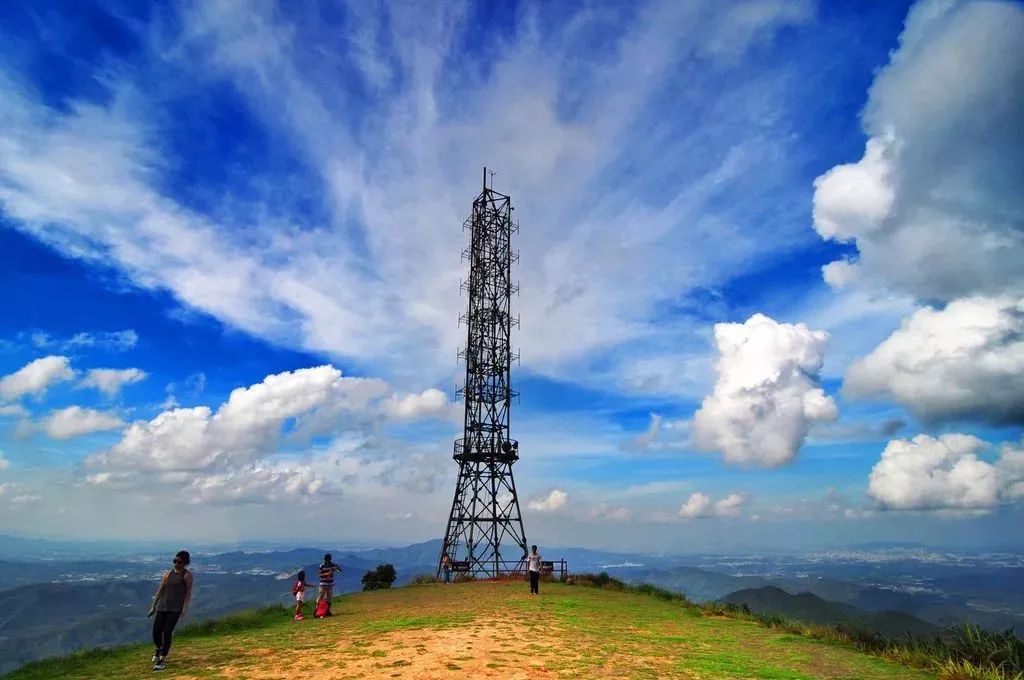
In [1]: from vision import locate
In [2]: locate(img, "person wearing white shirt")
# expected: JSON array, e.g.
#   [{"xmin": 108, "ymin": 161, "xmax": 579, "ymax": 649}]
[{"xmin": 526, "ymin": 545, "xmax": 542, "ymax": 595}]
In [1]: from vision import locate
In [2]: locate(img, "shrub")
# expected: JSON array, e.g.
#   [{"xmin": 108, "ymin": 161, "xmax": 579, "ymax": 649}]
[
  {"xmin": 634, "ymin": 582, "xmax": 689, "ymax": 604},
  {"xmin": 571, "ymin": 572, "xmax": 628, "ymax": 591},
  {"xmin": 361, "ymin": 564, "xmax": 397, "ymax": 591},
  {"xmin": 454, "ymin": 572, "xmax": 476, "ymax": 583},
  {"xmin": 411, "ymin": 573, "xmax": 441, "ymax": 585}
]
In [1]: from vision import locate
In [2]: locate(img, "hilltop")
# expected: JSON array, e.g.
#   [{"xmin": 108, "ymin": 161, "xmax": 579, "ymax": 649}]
[{"xmin": 6, "ymin": 581, "xmax": 934, "ymax": 679}]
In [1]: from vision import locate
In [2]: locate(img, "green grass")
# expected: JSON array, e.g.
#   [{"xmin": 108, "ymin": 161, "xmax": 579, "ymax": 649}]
[
  {"xmin": 571, "ymin": 572, "xmax": 1024, "ymax": 680},
  {"xmin": 356, "ymin": 613, "xmax": 473, "ymax": 633},
  {"xmin": 3, "ymin": 580, "xmax": 943, "ymax": 679}
]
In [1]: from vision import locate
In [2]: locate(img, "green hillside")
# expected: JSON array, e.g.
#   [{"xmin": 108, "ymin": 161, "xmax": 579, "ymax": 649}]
[{"xmin": 3, "ymin": 580, "xmax": 937, "ymax": 679}]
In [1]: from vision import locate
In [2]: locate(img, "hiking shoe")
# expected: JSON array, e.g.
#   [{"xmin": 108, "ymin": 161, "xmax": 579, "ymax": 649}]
[{"xmin": 153, "ymin": 660, "xmax": 166, "ymax": 671}]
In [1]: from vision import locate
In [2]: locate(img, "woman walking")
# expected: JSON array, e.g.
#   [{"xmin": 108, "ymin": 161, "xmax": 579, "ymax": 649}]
[{"xmin": 148, "ymin": 550, "xmax": 193, "ymax": 672}]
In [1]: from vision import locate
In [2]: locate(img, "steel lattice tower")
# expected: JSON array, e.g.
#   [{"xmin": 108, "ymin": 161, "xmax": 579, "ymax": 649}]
[{"xmin": 438, "ymin": 168, "xmax": 527, "ymax": 579}]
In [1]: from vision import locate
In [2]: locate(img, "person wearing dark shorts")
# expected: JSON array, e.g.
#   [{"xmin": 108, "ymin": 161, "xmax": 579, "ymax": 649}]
[
  {"xmin": 317, "ymin": 553, "xmax": 342, "ymax": 616},
  {"xmin": 148, "ymin": 550, "xmax": 193, "ymax": 672},
  {"xmin": 527, "ymin": 545, "xmax": 541, "ymax": 595}
]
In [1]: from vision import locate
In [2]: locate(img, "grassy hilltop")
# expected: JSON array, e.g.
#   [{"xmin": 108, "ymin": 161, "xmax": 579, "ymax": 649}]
[{"xmin": 4, "ymin": 580, "xmax": 941, "ymax": 680}]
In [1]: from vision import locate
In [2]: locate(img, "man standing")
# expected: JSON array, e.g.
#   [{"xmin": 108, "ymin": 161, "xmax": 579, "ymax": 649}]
[
  {"xmin": 526, "ymin": 545, "xmax": 541, "ymax": 595},
  {"xmin": 441, "ymin": 552, "xmax": 453, "ymax": 584},
  {"xmin": 317, "ymin": 553, "xmax": 342, "ymax": 616}
]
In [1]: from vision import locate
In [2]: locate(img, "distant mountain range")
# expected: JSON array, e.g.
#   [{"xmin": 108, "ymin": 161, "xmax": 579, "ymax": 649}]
[
  {"xmin": 720, "ymin": 586, "xmax": 939, "ymax": 638},
  {"xmin": 1, "ymin": 538, "xmax": 1021, "ymax": 675},
  {"xmin": 0, "ymin": 548, "xmax": 434, "ymax": 675},
  {"xmin": 619, "ymin": 565, "xmax": 1024, "ymax": 635}
]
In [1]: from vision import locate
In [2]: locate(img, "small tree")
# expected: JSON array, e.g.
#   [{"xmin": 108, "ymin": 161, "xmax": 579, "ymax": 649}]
[{"xmin": 361, "ymin": 563, "xmax": 397, "ymax": 591}]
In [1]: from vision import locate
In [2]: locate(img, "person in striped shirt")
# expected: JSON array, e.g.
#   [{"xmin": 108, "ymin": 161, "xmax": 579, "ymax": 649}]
[{"xmin": 317, "ymin": 553, "xmax": 342, "ymax": 616}]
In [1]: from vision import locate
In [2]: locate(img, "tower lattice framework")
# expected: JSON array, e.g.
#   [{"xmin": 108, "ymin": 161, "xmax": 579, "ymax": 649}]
[{"xmin": 438, "ymin": 168, "xmax": 527, "ymax": 579}]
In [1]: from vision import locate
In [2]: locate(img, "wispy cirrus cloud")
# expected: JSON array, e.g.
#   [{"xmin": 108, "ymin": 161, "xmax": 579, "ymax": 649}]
[{"xmin": 0, "ymin": 0, "xmax": 819, "ymax": 393}]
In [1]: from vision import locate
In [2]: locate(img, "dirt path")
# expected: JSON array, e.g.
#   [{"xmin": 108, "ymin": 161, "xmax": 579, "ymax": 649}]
[{"xmin": 155, "ymin": 582, "xmax": 934, "ymax": 680}]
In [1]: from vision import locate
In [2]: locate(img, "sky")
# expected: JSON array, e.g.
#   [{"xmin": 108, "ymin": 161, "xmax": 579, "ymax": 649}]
[{"xmin": 0, "ymin": 0, "xmax": 1022, "ymax": 552}]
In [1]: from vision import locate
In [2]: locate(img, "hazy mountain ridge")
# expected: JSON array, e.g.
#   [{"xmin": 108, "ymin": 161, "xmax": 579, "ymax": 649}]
[
  {"xmin": 1, "ymin": 539, "xmax": 1021, "ymax": 675},
  {"xmin": 720, "ymin": 586, "xmax": 939, "ymax": 638}
]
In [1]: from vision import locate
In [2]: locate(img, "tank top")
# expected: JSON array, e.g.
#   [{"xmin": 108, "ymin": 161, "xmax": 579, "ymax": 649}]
[{"xmin": 156, "ymin": 569, "xmax": 189, "ymax": 612}]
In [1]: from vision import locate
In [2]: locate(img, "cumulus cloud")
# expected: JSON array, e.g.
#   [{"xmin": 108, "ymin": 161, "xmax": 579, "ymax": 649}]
[
  {"xmin": 80, "ymin": 368, "xmax": 148, "ymax": 397},
  {"xmin": 692, "ymin": 314, "xmax": 837, "ymax": 466},
  {"xmin": 812, "ymin": 0, "xmax": 1024, "ymax": 301},
  {"xmin": 845, "ymin": 297, "xmax": 1024, "ymax": 425},
  {"xmin": 868, "ymin": 434, "xmax": 1024, "ymax": 511},
  {"xmin": 89, "ymin": 365, "xmax": 386, "ymax": 473},
  {"xmin": 678, "ymin": 491, "xmax": 748, "ymax": 519},
  {"xmin": 1000, "ymin": 443, "xmax": 1024, "ymax": 500},
  {"xmin": 185, "ymin": 462, "xmax": 330, "ymax": 505},
  {"xmin": 528, "ymin": 489, "xmax": 568, "ymax": 513},
  {"xmin": 0, "ymin": 404, "xmax": 30, "ymax": 418},
  {"xmin": 0, "ymin": 356, "xmax": 74, "ymax": 400},
  {"xmin": 42, "ymin": 406, "xmax": 125, "ymax": 440},
  {"xmin": 382, "ymin": 388, "xmax": 457, "ymax": 421}
]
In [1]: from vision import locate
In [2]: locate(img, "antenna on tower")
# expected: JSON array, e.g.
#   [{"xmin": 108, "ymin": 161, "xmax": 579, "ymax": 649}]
[{"xmin": 438, "ymin": 167, "xmax": 527, "ymax": 580}]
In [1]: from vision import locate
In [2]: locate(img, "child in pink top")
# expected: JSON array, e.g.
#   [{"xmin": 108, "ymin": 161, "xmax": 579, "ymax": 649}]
[{"xmin": 292, "ymin": 570, "xmax": 315, "ymax": 621}]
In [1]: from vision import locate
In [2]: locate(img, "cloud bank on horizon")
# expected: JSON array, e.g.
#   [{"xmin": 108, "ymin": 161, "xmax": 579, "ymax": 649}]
[{"xmin": 0, "ymin": 0, "xmax": 1022, "ymax": 548}]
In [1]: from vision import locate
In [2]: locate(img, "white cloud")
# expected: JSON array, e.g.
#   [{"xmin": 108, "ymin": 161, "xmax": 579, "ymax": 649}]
[
  {"xmin": 0, "ymin": 356, "xmax": 74, "ymax": 401},
  {"xmin": 0, "ymin": 403, "xmax": 30, "ymax": 418},
  {"xmin": 89, "ymin": 365, "xmax": 387, "ymax": 473},
  {"xmin": 0, "ymin": 483, "xmax": 42, "ymax": 505},
  {"xmin": 80, "ymin": 368, "xmax": 148, "ymax": 397},
  {"xmin": 812, "ymin": 0, "xmax": 1024, "ymax": 302},
  {"xmin": 382, "ymin": 388, "xmax": 457, "ymax": 421},
  {"xmin": 1000, "ymin": 443, "xmax": 1024, "ymax": 500},
  {"xmin": 692, "ymin": 314, "xmax": 837, "ymax": 466},
  {"xmin": 42, "ymin": 406, "xmax": 125, "ymax": 440},
  {"xmin": 31, "ymin": 330, "xmax": 138, "ymax": 352},
  {"xmin": 528, "ymin": 489, "xmax": 568, "ymax": 513},
  {"xmin": 623, "ymin": 413, "xmax": 690, "ymax": 451},
  {"xmin": 867, "ymin": 434, "xmax": 1024, "ymax": 512},
  {"xmin": 712, "ymin": 492, "xmax": 746, "ymax": 518},
  {"xmin": 0, "ymin": 1, "xmax": 818, "ymax": 391},
  {"xmin": 584, "ymin": 503, "xmax": 633, "ymax": 523},
  {"xmin": 678, "ymin": 491, "xmax": 748, "ymax": 519},
  {"xmin": 0, "ymin": 452, "xmax": 9, "ymax": 470},
  {"xmin": 185, "ymin": 462, "xmax": 330, "ymax": 505},
  {"xmin": 845, "ymin": 297, "xmax": 1024, "ymax": 425}
]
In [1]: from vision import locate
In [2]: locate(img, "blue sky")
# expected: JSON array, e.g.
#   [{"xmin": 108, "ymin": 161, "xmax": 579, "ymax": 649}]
[{"xmin": 1, "ymin": 0, "xmax": 1021, "ymax": 551}]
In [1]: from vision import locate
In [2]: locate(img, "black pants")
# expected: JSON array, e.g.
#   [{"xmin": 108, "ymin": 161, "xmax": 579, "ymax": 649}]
[
  {"xmin": 529, "ymin": 570, "xmax": 540, "ymax": 594},
  {"xmin": 152, "ymin": 610, "xmax": 182, "ymax": 657}
]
